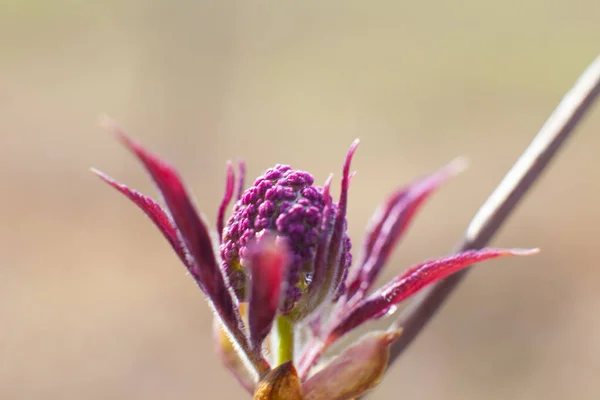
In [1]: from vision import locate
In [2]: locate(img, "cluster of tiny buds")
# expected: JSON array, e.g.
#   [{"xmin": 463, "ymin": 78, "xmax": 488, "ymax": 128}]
[{"xmin": 220, "ymin": 164, "xmax": 351, "ymax": 313}]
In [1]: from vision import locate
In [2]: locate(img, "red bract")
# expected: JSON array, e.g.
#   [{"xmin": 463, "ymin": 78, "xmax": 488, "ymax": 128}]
[
  {"xmin": 96, "ymin": 122, "xmax": 270, "ymax": 378},
  {"xmin": 116, "ymin": 131, "xmax": 245, "ymax": 337},
  {"xmin": 345, "ymin": 158, "xmax": 467, "ymax": 301},
  {"xmin": 217, "ymin": 162, "xmax": 235, "ymax": 244},
  {"xmin": 94, "ymin": 121, "xmax": 537, "ymax": 399},
  {"xmin": 91, "ymin": 169, "xmax": 188, "ymax": 264},
  {"xmin": 299, "ymin": 174, "xmax": 334, "ymax": 316},
  {"xmin": 247, "ymin": 233, "xmax": 289, "ymax": 351},
  {"xmin": 327, "ymin": 248, "xmax": 539, "ymax": 345}
]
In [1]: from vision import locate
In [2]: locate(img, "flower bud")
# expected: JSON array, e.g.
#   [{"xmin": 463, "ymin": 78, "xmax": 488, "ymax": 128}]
[{"xmin": 220, "ymin": 165, "xmax": 351, "ymax": 315}]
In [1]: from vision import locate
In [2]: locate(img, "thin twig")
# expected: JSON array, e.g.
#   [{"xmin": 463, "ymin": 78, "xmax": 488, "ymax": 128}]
[{"xmin": 364, "ymin": 55, "xmax": 600, "ymax": 398}]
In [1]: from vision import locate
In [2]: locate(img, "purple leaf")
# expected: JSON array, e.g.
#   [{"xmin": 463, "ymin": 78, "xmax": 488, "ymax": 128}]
[
  {"xmin": 217, "ymin": 162, "xmax": 235, "ymax": 242},
  {"xmin": 236, "ymin": 161, "xmax": 246, "ymax": 201},
  {"xmin": 247, "ymin": 233, "xmax": 289, "ymax": 350},
  {"xmin": 298, "ymin": 174, "xmax": 334, "ymax": 316},
  {"xmin": 295, "ymin": 140, "xmax": 359, "ymax": 319},
  {"xmin": 328, "ymin": 248, "xmax": 538, "ymax": 344},
  {"xmin": 313, "ymin": 174, "xmax": 334, "ymax": 287},
  {"xmin": 91, "ymin": 169, "xmax": 189, "ymax": 265},
  {"xmin": 345, "ymin": 158, "xmax": 466, "ymax": 300},
  {"xmin": 327, "ymin": 140, "xmax": 359, "ymax": 296},
  {"xmin": 106, "ymin": 122, "xmax": 244, "ymax": 340}
]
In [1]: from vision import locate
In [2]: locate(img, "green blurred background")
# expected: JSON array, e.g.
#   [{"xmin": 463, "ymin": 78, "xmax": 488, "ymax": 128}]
[{"xmin": 1, "ymin": 1, "xmax": 600, "ymax": 399}]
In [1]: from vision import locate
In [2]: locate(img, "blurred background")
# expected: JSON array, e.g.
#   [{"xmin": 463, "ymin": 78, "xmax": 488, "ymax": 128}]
[{"xmin": 1, "ymin": 1, "xmax": 600, "ymax": 399}]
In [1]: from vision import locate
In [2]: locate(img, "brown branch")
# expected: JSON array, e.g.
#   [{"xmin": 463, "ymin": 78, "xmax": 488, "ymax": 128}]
[{"xmin": 363, "ymin": 54, "xmax": 600, "ymax": 398}]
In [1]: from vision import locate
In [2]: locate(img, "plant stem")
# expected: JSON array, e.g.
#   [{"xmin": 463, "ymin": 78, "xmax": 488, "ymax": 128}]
[
  {"xmin": 361, "ymin": 54, "xmax": 600, "ymax": 398},
  {"xmin": 274, "ymin": 315, "xmax": 295, "ymax": 365}
]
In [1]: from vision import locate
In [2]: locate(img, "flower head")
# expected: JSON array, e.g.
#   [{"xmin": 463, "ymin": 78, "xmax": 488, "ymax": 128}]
[
  {"xmin": 94, "ymin": 121, "xmax": 537, "ymax": 399},
  {"xmin": 221, "ymin": 164, "xmax": 351, "ymax": 316}
]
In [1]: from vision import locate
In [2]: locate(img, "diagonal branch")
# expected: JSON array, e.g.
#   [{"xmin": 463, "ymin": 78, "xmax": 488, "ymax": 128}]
[{"xmin": 365, "ymin": 54, "xmax": 600, "ymax": 397}]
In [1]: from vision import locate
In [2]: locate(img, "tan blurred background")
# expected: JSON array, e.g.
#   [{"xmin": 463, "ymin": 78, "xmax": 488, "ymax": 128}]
[{"xmin": 1, "ymin": 1, "xmax": 600, "ymax": 399}]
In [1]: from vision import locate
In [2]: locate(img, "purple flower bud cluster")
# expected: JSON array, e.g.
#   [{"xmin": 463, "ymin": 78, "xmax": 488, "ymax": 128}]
[{"xmin": 220, "ymin": 164, "xmax": 351, "ymax": 313}]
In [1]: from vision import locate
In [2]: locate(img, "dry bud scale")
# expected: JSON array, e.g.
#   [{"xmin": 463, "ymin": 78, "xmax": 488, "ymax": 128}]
[{"xmin": 93, "ymin": 121, "xmax": 538, "ymax": 399}]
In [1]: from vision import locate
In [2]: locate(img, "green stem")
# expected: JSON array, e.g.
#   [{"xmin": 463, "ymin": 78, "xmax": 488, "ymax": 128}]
[{"xmin": 275, "ymin": 315, "xmax": 295, "ymax": 365}]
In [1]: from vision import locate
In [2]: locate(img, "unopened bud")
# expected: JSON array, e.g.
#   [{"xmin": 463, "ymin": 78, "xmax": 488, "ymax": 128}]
[{"xmin": 302, "ymin": 330, "xmax": 402, "ymax": 400}]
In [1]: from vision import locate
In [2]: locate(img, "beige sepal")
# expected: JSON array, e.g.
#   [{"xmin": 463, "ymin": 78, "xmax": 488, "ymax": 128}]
[
  {"xmin": 213, "ymin": 304, "xmax": 256, "ymax": 394},
  {"xmin": 302, "ymin": 329, "xmax": 402, "ymax": 400}
]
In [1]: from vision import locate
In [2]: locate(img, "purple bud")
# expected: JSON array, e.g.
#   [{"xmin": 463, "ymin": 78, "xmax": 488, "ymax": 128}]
[{"xmin": 219, "ymin": 164, "xmax": 352, "ymax": 315}]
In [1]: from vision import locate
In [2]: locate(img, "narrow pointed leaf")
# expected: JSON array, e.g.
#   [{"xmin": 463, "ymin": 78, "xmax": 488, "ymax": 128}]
[
  {"xmin": 217, "ymin": 162, "xmax": 235, "ymax": 242},
  {"xmin": 213, "ymin": 311, "xmax": 256, "ymax": 394},
  {"xmin": 295, "ymin": 174, "xmax": 334, "ymax": 318},
  {"xmin": 296, "ymin": 142, "xmax": 358, "ymax": 323},
  {"xmin": 328, "ymin": 248, "xmax": 538, "ymax": 343},
  {"xmin": 302, "ymin": 330, "xmax": 401, "ymax": 400},
  {"xmin": 254, "ymin": 362, "xmax": 305, "ymax": 400},
  {"xmin": 236, "ymin": 161, "xmax": 246, "ymax": 201},
  {"xmin": 310, "ymin": 174, "xmax": 334, "ymax": 293},
  {"xmin": 114, "ymin": 127, "xmax": 221, "ymax": 296},
  {"xmin": 248, "ymin": 233, "xmax": 289, "ymax": 350},
  {"xmin": 91, "ymin": 169, "xmax": 188, "ymax": 264},
  {"xmin": 327, "ymin": 140, "xmax": 359, "ymax": 294},
  {"xmin": 304, "ymin": 140, "xmax": 358, "ymax": 318},
  {"xmin": 346, "ymin": 158, "xmax": 466, "ymax": 300},
  {"xmin": 105, "ymin": 122, "xmax": 251, "ymax": 358},
  {"xmin": 292, "ymin": 141, "xmax": 358, "ymax": 321}
]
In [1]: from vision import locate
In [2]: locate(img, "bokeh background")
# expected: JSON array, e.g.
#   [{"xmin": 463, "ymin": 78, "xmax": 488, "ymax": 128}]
[{"xmin": 2, "ymin": 1, "xmax": 600, "ymax": 399}]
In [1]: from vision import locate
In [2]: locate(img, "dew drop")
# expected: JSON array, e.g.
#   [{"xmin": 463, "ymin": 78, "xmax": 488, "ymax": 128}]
[
  {"xmin": 384, "ymin": 305, "xmax": 398, "ymax": 317},
  {"xmin": 304, "ymin": 272, "xmax": 313, "ymax": 285}
]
